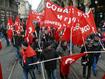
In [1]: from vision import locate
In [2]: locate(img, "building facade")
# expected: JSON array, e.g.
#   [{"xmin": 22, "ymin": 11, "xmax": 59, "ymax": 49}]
[
  {"xmin": 18, "ymin": 0, "xmax": 32, "ymax": 19},
  {"xmin": 36, "ymin": 0, "xmax": 44, "ymax": 12},
  {"xmin": 0, "ymin": 0, "xmax": 18, "ymax": 25}
]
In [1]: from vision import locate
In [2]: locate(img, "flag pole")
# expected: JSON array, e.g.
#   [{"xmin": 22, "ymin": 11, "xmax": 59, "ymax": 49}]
[
  {"xmin": 39, "ymin": 1, "xmax": 46, "ymax": 79},
  {"xmin": 82, "ymin": 35, "xmax": 87, "ymax": 52},
  {"xmin": 70, "ymin": 26, "xmax": 73, "ymax": 55},
  {"xmin": 40, "ymin": 62, "xmax": 46, "ymax": 79},
  {"xmin": 70, "ymin": 4, "xmax": 73, "ymax": 55}
]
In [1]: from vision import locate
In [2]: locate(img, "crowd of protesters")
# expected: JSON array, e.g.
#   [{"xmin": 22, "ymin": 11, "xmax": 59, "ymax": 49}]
[
  {"xmin": 0, "ymin": 21, "xmax": 70, "ymax": 79},
  {"xmin": 0, "ymin": 19, "xmax": 105, "ymax": 79}
]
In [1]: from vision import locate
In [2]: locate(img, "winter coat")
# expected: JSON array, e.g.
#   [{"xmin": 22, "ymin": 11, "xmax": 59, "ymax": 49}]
[
  {"xmin": 42, "ymin": 48, "xmax": 58, "ymax": 71},
  {"xmin": 81, "ymin": 45, "xmax": 94, "ymax": 65}
]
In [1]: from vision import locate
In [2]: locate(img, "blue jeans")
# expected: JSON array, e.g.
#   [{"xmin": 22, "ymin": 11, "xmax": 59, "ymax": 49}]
[
  {"xmin": 23, "ymin": 69, "xmax": 28, "ymax": 79},
  {"xmin": 23, "ymin": 56, "xmax": 38, "ymax": 79},
  {"xmin": 92, "ymin": 56, "xmax": 97, "ymax": 76},
  {"xmin": 23, "ymin": 69, "xmax": 36, "ymax": 79}
]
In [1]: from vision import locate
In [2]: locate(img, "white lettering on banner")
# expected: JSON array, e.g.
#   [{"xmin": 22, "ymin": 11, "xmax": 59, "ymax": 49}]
[
  {"xmin": 65, "ymin": 58, "xmax": 75, "ymax": 64},
  {"xmin": 46, "ymin": 2, "xmax": 51, "ymax": 8},
  {"xmin": 68, "ymin": 17, "xmax": 77, "ymax": 24},
  {"xmin": 77, "ymin": 11, "xmax": 82, "ymax": 16},
  {"xmin": 57, "ymin": 14, "xmax": 77, "ymax": 25},
  {"xmin": 72, "ymin": 17, "xmax": 76, "ymax": 23},
  {"xmin": 83, "ymin": 13, "xmax": 87, "ymax": 18},
  {"xmin": 64, "ymin": 17, "xmax": 68, "ymax": 22},
  {"xmin": 73, "ymin": 24, "xmax": 80, "ymax": 31},
  {"xmin": 63, "ymin": 8, "xmax": 69, "ymax": 14},
  {"xmin": 46, "ymin": 2, "xmax": 70, "ymax": 14},
  {"xmin": 71, "ymin": 8, "xmax": 75, "ymax": 14},
  {"xmin": 44, "ymin": 20, "xmax": 62, "ymax": 27},
  {"xmin": 52, "ymin": 5, "xmax": 57, "ymax": 11},
  {"xmin": 80, "ymin": 25, "xmax": 90, "ymax": 33},
  {"xmin": 57, "ymin": 15, "xmax": 63, "ymax": 21},
  {"xmin": 15, "ymin": 22, "xmax": 18, "ymax": 26},
  {"xmin": 57, "ymin": 8, "xmax": 63, "ymax": 12}
]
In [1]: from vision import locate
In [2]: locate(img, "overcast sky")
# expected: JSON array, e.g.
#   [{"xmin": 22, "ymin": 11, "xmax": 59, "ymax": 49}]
[{"xmin": 27, "ymin": 0, "xmax": 41, "ymax": 10}]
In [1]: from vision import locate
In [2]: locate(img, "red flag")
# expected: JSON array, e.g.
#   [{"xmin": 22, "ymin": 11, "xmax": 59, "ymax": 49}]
[
  {"xmin": 71, "ymin": 8, "xmax": 96, "ymax": 46},
  {"xmin": 25, "ymin": 12, "xmax": 35, "ymax": 44},
  {"xmin": 60, "ymin": 53, "xmax": 87, "ymax": 76},
  {"xmin": 26, "ymin": 11, "xmax": 35, "ymax": 33},
  {"xmin": 7, "ymin": 17, "xmax": 13, "ymax": 40},
  {"xmin": 43, "ymin": 1, "xmax": 73, "ymax": 29},
  {"xmin": 14, "ymin": 16, "xmax": 21, "ymax": 34},
  {"xmin": 62, "ymin": 27, "xmax": 70, "ymax": 42},
  {"xmin": 26, "ymin": 20, "xmax": 35, "ymax": 35},
  {"xmin": 27, "ymin": 10, "xmax": 35, "ymax": 21},
  {"xmin": 54, "ymin": 30, "xmax": 60, "ymax": 42},
  {"xmin": 7, "ymin": 17, "xmax": 13, "ymax": 30},
  {"xmin": 72, "ymin": 23, "xmax": 83, "ymax": 45},
  {"xmin": 28, "ymin": 33, "xmax": 33, "ymax": 45}
]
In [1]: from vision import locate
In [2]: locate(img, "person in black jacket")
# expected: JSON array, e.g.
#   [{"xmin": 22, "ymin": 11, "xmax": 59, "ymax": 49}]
[
  {"xmin": 81, "ymin": 39, "xmax": 94, "ymax": 79},
  {"xmin": 42, "ymin": 42, "xmax": 59, "ymax": 79}
]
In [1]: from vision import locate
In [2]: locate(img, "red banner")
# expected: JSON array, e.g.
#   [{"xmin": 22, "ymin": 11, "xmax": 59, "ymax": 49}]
[
  {"xmin": 62, "ymin": 8, "xmax": 97, "ymax": 45},
  {"xmin": 43, "ymin": 1, "xmax": 73, "ymax": 29}
]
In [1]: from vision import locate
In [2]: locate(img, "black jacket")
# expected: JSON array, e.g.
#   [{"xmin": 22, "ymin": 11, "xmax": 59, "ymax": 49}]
[
  {"xmin": 42, "ymin": 48, "xmax": 59, "ymax": 71},
  {"xmin": 81, "ymin": 45, "xmax": 94, "ymax": 65}
]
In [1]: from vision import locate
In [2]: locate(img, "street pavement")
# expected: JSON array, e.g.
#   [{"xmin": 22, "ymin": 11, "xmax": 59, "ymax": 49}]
[{"xmin": 0, "ymin": 38, "xmax": 105, "ymax": 79}]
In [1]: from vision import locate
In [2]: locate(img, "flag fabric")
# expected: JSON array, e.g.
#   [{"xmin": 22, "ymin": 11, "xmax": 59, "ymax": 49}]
[
  {"xmin": 25, "ymin": 11, "xmax": 35, "ymax": 44},
  {"xmin": 27, "ymin": 10, "xmax": 44, "ymax": 23},
  {"xmin": 43, "ymin": 0, "xmax": 72, "ymax": 29},
  {"xmin": 7, "ymin": 17, "xmax": 13, "ymax": 40},
  {"xmin": 60, "ymin": 53, "xmax": 87, "ymax": 76},
  {"xmin": 14, "ymin": 16, "xmax": 21, "ymax": 34},
  {"xmin": 85, "ymin": 9, "xmax": 97, "ymax": 32},
  {"xmin": 26, "ymin": 11, "xmax": 35, "ymax": 33},
  {"xmin": 7, "ymin": 17, "xmax": 13, "ymax": 30},
  {"xmin": 28, "ymin": 33, "xmax": 34, "ymax": 45},
  {"xmin": 54, "ymin": 30, "xmax": 60, "ymax": 42},
  {"xmin": 66, "ymin": 8, "xmax": 97, "ymax": 46},
  {"xmin": 31, "ymin": 0, "xmax": 97, "ymax": 46},
  {"xmin": 62, "ymin": 27, "xmax": 70, "ymax": 42}
]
